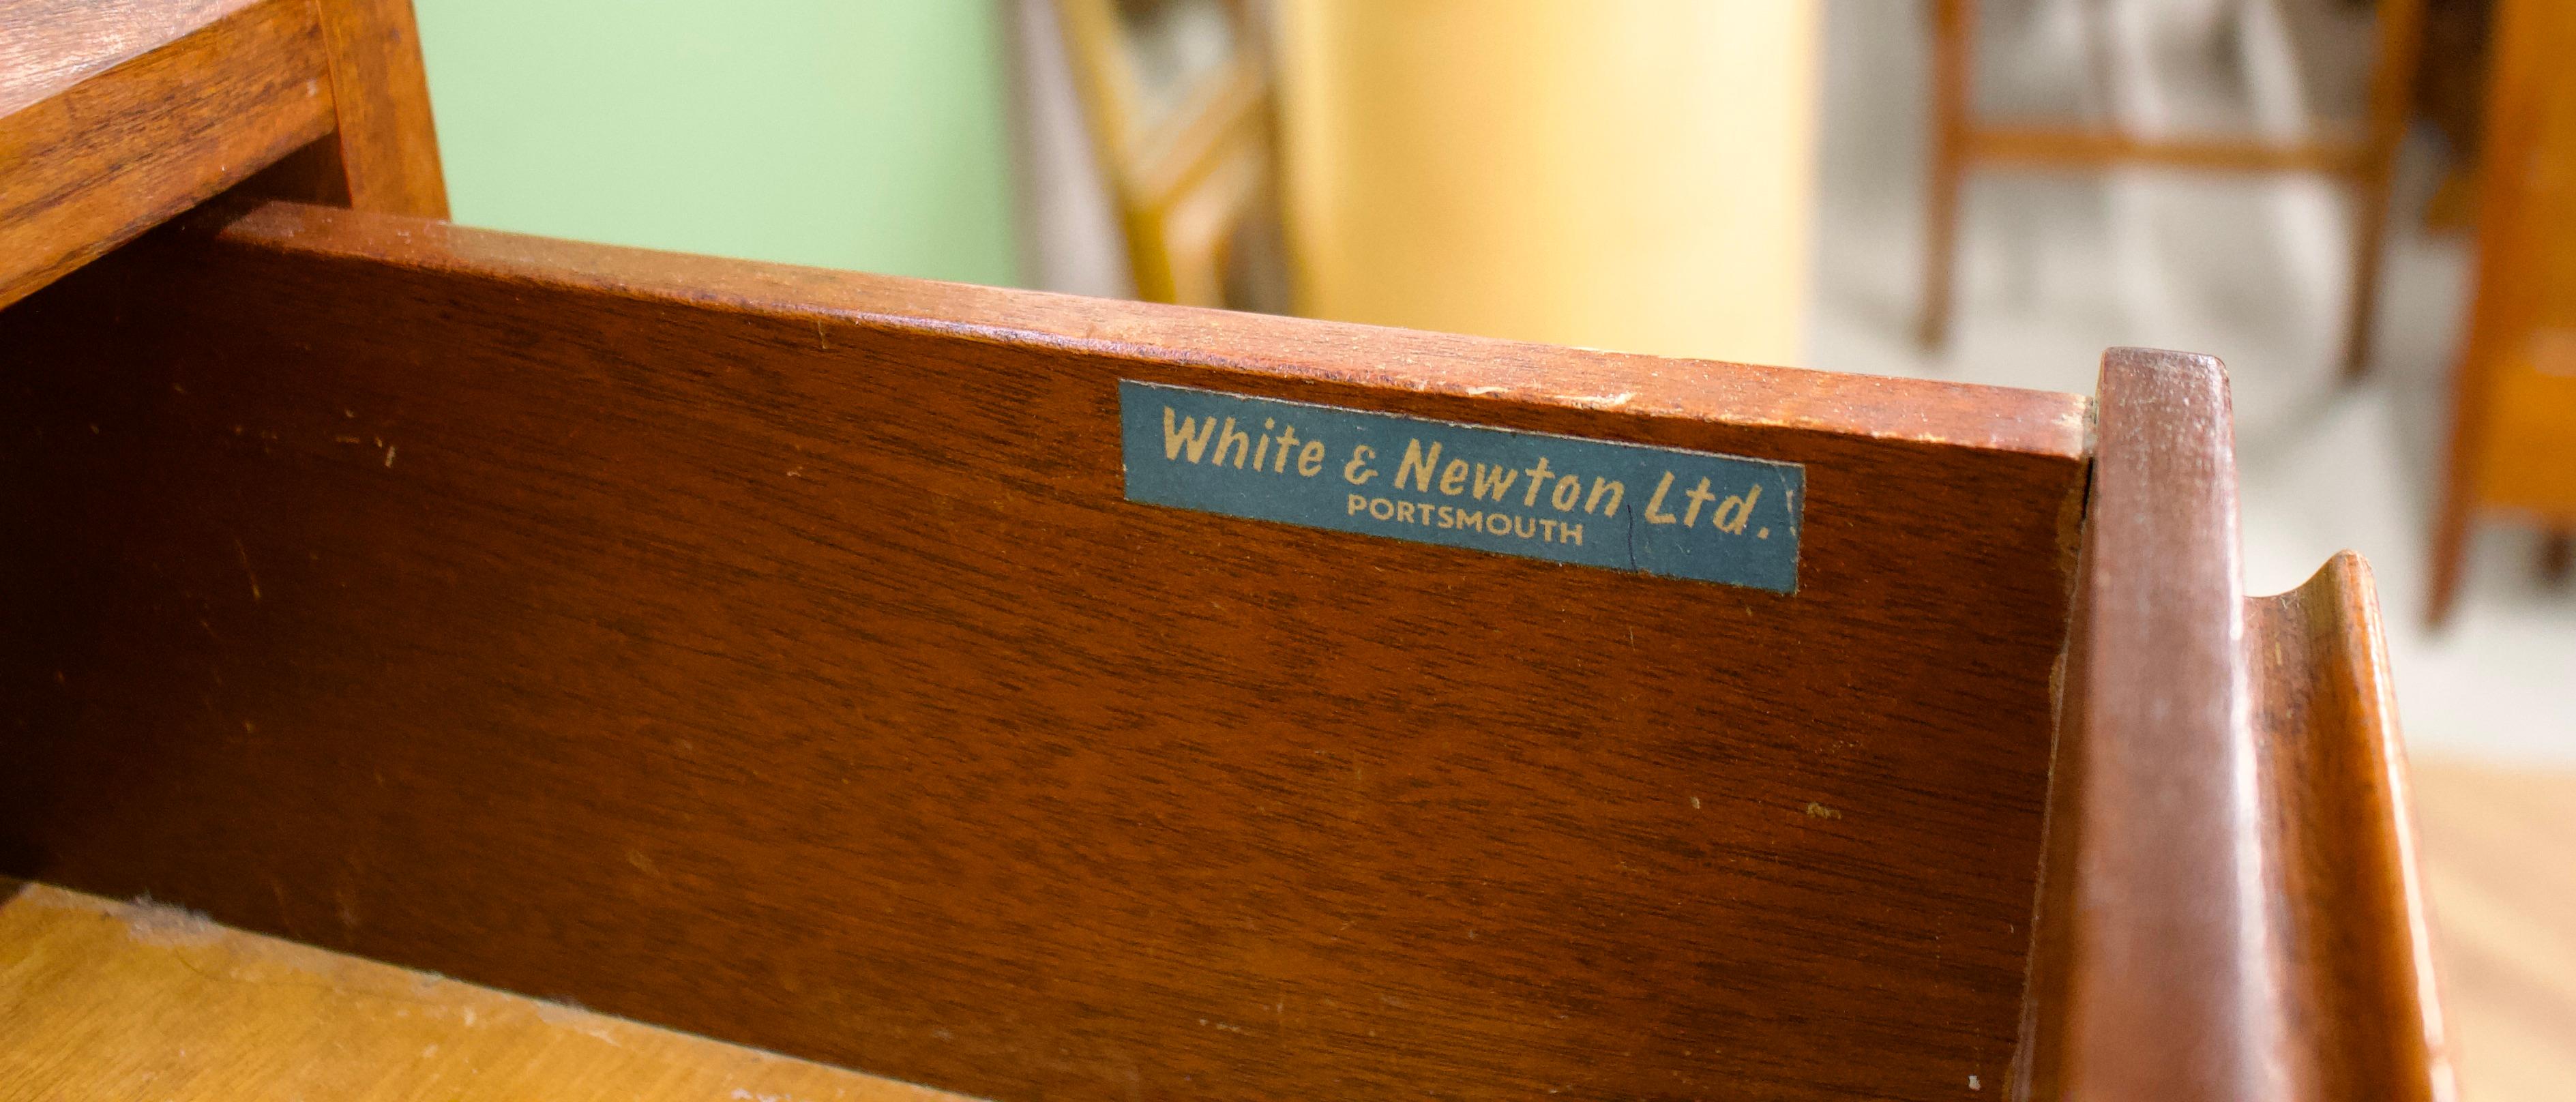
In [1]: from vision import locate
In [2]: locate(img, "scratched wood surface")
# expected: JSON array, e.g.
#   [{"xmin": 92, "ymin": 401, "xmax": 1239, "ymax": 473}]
[
  {"xmin": 0, "ymin": 0, "xmax": 334, "ymax": 310},
  {"xmin": 2016, "ymin": 350, "xmax": 2454, "ymax": 1102},
  {"xmin": 0, "ymin": 199, "xmax": 2089, "ymax": 1101},
  {"xmin": 0, "ymin": 0, "xmax": 252, "ymax": 113},
  {"xmin": 0, "ymin": 880, "xmax": 973, "ymax": 1102}
]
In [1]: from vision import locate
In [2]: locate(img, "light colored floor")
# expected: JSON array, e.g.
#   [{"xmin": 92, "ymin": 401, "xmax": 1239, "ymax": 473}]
[
  {"xmin": 1807, "ymin": 0, "xmax": 2576, "ymax": 767},
  {"xmin": 2412, "ymin": 762, "xmax": 2576, "ymax": 1099}
]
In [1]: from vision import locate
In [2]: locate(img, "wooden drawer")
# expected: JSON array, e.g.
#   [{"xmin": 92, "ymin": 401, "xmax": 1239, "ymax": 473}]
[
  {"xmin": 0, "ymin": 3, "xmax": 2451, "ymax": 1099},
  {"xmin": 0, "ymin": 197, "xmax": 2451, "ymax": 1101}
]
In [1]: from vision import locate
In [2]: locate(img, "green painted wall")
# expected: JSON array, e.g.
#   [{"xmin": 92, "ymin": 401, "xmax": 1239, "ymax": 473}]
[{"xmin": 413, "ymin": 0, "xmax": 1021, "ymax": 286}]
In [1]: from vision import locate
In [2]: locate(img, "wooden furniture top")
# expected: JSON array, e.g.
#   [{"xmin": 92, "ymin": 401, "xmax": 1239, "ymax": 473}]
[
  {"xmin": 0, "ymin": 881, "xmax": 968, "ymax": 1102},
  {"xmin": 0, "ymin": 0, "xmax": 443, "ymax": 310},
  {"xmin": 0, "ymin": 0, "xmax": 252, "ymax": 114},
  {"xmin": 2, "ymin": 0, "xmax": 329, "ymax": 309}
]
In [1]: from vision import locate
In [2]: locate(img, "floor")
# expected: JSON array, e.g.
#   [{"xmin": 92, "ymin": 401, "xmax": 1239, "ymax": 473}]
[
  {"xmin": 1806, "ymin": 0, "xmax": 2576, "ymax": 767},
  {"xmin": 2414, "ymin": 762, "xmax": 2576, "ymax": 1098}
]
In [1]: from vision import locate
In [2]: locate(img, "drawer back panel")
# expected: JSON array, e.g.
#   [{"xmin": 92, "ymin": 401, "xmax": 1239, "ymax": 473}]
[{"xmin": 0, "ymin": 201, "xmax": 2089, "ymax": 1101}]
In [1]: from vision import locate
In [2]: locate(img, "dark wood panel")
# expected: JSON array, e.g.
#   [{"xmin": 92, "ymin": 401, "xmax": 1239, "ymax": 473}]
[
  {"xmin": 0, "ymin": 0, "xmax": 334, "ymax": 309},
  {"xmin": 3, "ymin": 201, "xmax": 2088, "ymax": 1101}
]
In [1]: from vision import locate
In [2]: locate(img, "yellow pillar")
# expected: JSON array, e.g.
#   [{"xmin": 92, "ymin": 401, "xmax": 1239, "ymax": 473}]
[{"xmin": 1277, "ymin": 0, "xmax": 1819, "ymax": 366}]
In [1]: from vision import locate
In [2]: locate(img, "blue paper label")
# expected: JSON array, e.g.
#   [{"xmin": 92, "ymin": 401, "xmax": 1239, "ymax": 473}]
[{"xmin": 1120, "ymin": 381, "xmax": 1803, "ymax": 593}]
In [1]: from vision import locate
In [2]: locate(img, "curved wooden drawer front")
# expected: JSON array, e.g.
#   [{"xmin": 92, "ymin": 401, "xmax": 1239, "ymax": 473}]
[{"xmin": 2017, "ymin": 349, "xmax": 2454, "ymax": 1101}]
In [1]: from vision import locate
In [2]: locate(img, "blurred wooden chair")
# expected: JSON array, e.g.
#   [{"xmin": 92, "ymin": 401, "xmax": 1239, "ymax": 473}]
[
  {"xmin": 1056, "ymin": 0, "xmax": 1286, "ymax": 311},
  {"xmin": 1919, "ymin": 0, "xmax": 2427, "ymax": 378},
  {"xmin": 2431, "ymin": 0, "xmax": 2576, "ymax": 624}
]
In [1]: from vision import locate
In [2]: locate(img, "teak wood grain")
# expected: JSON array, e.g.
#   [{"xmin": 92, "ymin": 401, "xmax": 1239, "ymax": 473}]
[
  {"xmin": 306, "ymin": 0, "xmax": 446, "ymax": 217},
  {"xmin": 0, "ymin": 0, "xmax": 334, "ymax": 310},
  {"xmin": 2015, "ymin": 350, "xmax": 2454, "ymax": 1101},
  {"xmin": 0, "ymin": 882, "xmax": 971, "ymax": 1102},
  {"xmin": 0, "ymin": 0, "xmax": 250, "ymax": 113},
  {"xmin": 3, "ymin": 199, "xmax": 2090, "ymax": 1101}
]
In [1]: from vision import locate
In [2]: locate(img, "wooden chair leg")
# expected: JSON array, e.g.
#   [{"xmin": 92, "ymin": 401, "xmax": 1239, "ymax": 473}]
[
  {"xmin": 2427, "ymin": 347, "xmax": 2487, "ymax": 627},
  {"xmin": 1919, "ymin": 0, "xmax": 1974, "ymax": 350},
  {"xmin": 2342, "ymin": 0, "xmax": 2429, "ymax": 381},
  {"xmin": 2427, "ymin": 475, "xmax": 2474, "ymax": 626}
]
